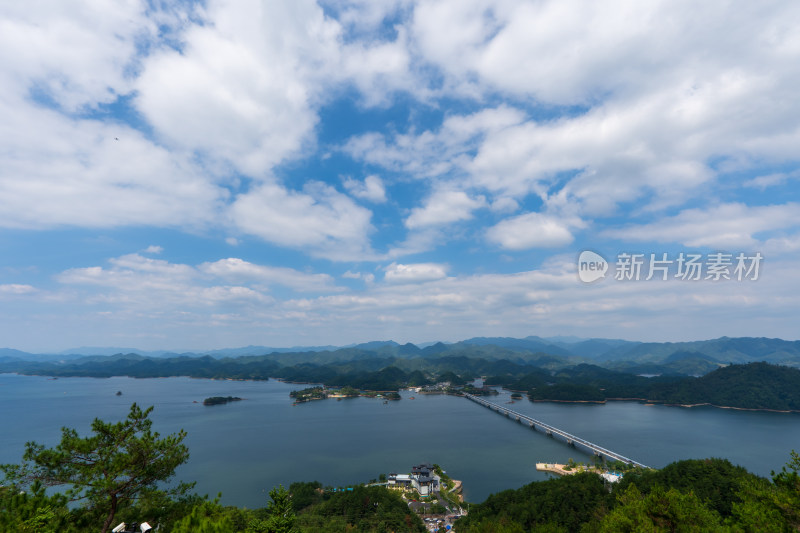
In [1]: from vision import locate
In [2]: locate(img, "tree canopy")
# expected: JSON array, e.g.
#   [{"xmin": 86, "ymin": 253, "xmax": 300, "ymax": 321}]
[{"xmin": 1, "ymin": 403, "xmax": 191, "ymax": 533}]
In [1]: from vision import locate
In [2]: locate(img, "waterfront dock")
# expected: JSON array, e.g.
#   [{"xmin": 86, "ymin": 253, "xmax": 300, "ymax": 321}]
[
  {"xmin": 536, "ymin": 462, "xmax": 624, "ymax": 483},
  {"xmin": 536, "ymin": 463, "xmax": 583, "ymax": 476}
]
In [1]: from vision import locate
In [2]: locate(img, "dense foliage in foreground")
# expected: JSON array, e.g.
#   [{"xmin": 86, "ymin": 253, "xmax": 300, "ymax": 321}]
[
  {"xmin": 3, "ymin": 454, "xmax": 800, "ymax": 532},
  {"xmin": 456, "ymin": 455, "xmax": 800, "ymax": 532},
  {"xmin": 0, "ymin": 481, "xmax": 426, "ymax": 533}
]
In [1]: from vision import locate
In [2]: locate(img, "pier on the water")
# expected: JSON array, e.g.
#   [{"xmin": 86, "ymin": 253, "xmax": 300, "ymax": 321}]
[{"xmin": 464, "ymin": 393, "xmax": 649, "ymax": 469}]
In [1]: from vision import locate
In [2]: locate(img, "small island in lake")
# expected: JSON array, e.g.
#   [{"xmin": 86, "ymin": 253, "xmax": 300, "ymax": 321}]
[
  {"xmin": 290, "ymin": 386, "xmax": 401, "ymax": 403},
  {"xmin": 290, "ymin": 386, "xmax": 328, "ymax": 402},
  {"xmin": 203, "ymin": 396, "xmax": 243, "ymax": 406}
]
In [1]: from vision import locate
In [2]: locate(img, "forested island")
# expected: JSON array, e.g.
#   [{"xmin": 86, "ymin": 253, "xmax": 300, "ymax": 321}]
[
  {"xmin": 290, "ymin": 386, "xmax": 327, "ymax": 402},
  {"xmin": 202, "ymin": 396, "xmax": 242, "ymax": 406},
  {"xmin": 290, "ymin": 386, "xmax": 402, "ymax": 402},
  {"xmin": 1, "ymin": 402, "xmax": 799, "ymax": 532}
]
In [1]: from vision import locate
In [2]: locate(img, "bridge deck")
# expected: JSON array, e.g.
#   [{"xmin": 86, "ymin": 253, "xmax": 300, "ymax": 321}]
[{"xmin": 464, "ymin": 393, "xmax": 649, "ymax": 469}]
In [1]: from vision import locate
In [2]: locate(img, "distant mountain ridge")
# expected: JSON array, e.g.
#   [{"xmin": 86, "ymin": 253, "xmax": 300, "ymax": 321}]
[
  {"xmin": 607, "ymin": 337, "xmax": 800, "ymax": 365},
  {"xmin": 459, "ymin": 336, "xmax": 576, "ymax": 357},
  {"xmin": 2, "ymin": 336, "xmax": 800, "ymax": 371}
]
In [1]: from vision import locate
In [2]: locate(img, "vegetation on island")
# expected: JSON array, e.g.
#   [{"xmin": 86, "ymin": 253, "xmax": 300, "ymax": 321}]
[
  {"xmin": 202, "ymin": 396, "xmax": 243, "ymax": 406},
  {"xmin": 288, "ymin": 386, "xmax": 405, "ymax": 403},
  {"xmin": 3, "ymin": 340, "xmax": 800, "ymax": 411},
  {"xmin": 3, "ymin": 404, "xmax": 800, "ymax": 532},
  {"xmin": 289, "ymin": 386, "xmax": 327, "ymax": 402},
  {"xmin": 333, "ymin": 386, "xmax": 361, "ymax": 397},
  {"xmin": 460, "ymin": 384, "xmax": 499, "ymax": 396}
]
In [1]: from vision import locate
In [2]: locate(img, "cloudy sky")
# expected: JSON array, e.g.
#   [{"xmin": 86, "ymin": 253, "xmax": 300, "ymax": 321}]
[{"xmin": 1, "ymin": 0, "xmax": 799, "ymax": 352}]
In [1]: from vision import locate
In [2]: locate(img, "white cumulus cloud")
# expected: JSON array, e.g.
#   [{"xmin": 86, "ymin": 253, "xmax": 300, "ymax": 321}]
[
  {"xmin": 605, "ymin": 203, "xmax": 800, "ymax": 249},
  {"xmin": 384, "ymin": 262, "xmax": 448, "ymax": 283},
  {"xmin": 487, "ymin": 213, "xmax": 577, "ymax": 250},
  {"xmin": 231, "ymin": 182, "xmax": 375, "ymax": 261},
  {"xmin": 343, "ymin": 175, "xmax": 387, "ymax": 203},
  {"xmin": 405, "ymin": 190, "xmax": 486, "ymax": 229},
  {"xmin": 200, "ymin": 258, "xmax": 339, "ymax": 292},
  {"xmin": 0, "ymin": 284, "xmax": 37, "ymax": 295},
  {"xmin": 135, "ymin": 0, "xmax": 342, "ymax": 176}
]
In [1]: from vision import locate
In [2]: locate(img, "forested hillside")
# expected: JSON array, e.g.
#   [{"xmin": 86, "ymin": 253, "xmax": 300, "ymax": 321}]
[
  {"xmin": 456, "ymin": 455, "xmax": 800, "ymax": 532},
  {"xmin": 3, "ymin": 349, "xmax": 800, "ymax": 411},
  {"xmin": 522, "ymin": 363, "xmax": 800, "ymax": 411}
]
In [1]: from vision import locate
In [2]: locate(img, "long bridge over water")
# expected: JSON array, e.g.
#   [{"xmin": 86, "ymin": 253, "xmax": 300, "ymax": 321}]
[{"xmin": 464, "ymin": 393, "xmax": 649, "ymax": 469}]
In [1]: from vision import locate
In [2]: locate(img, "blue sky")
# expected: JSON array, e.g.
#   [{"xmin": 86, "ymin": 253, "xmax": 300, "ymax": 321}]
[{"xmin": 1, "ymin": 0, "xmax": 800, "ymax": 352}]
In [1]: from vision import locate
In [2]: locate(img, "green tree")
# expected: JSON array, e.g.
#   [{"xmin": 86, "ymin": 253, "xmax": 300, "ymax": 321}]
[
  {"xmin": 597, "ymin": 484, "xmax": 726, "ymax": 532},
  {"xmin": 254, "ymin": 484, "xmax": 296, "ymax": 533},
  {"xmin": 0, "ymin": 482, "xmax": 77, "ymax": 533},
  {"xmin": 457, "ymin": 516, "xmax": 527, "ymax": 532},
  {"xmin": 288, "ymin": 481, "xmax": 324, "ymax": 511},
  {"xmin": 1, "ymin": 403, "xmax": 191, "ymax": 533},
  {"xmin": 614, "ymin": 457, "xmax": 757, "ymax": 517},
  {"xmin": 170, "ymin": 499, "xmax": 235, "ymax": 533},
  {"xmin": 299, "ymin": 485, "xmax": 425, "ymax": 532},
  {"xmin": 729, "ymin": 476, "xmax": 787, "ymax": 532},
  {"xmin": 771, "ymin": 449, "xmax": 800, "ymax": 529},
  {"xmin": 731, "ymin": 450, "xmax": 800, "ymax": 531},
  {"xmin": 457, "ymin": 473, "xmax": 611, "ymax": 532}
]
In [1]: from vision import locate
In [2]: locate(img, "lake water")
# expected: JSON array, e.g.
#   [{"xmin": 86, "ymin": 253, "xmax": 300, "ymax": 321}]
[{"xmin": 2, "ymin": 373, "xmax": 799, "ymax": 508}]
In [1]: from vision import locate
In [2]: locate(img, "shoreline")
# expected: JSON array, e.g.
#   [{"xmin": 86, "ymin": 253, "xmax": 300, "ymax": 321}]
[
  {"xmin": 5, "ymin": 372, "xmax": 800, "ymax": 413},
  {"xmin": 660, "ymin": 402, "xmax": 800, "ymax": 414},
  {"xmin": 531, "ymin": 399, "xmax": 605, "ymax": 404},
  {"xmin": 528, "ymin": 396, "xmax": 800, "ymax": 414},
  {"xmin": 535, "ymin": 463, "xmax": 603, "ymax": 476}
]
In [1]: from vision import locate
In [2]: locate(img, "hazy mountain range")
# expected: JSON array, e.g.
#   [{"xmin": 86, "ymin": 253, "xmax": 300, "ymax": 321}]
[{"xmin": 2, "ymin": 336, "xmax": 800, "ymax": 375}]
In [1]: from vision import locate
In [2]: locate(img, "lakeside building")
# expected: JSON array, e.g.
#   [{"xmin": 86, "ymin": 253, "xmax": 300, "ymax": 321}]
[
  {"xmin": 387, "ymin": 463, "xmax": 440, "ymax": 497},
  {"xmin": 600, "ymin": 472, "xmax": 623, "ymax": 483}
]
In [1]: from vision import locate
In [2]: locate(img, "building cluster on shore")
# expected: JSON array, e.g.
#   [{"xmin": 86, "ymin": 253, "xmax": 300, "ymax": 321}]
[{"xmin": 387, "ymin": 463, "xmax": 440, "ymax": 497}]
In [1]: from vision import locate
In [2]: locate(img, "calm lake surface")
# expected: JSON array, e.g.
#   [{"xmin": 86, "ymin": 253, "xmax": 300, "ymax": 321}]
[{"xmin": 2, "ymin": 373, "xmax": 799, "ymax": 507}]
